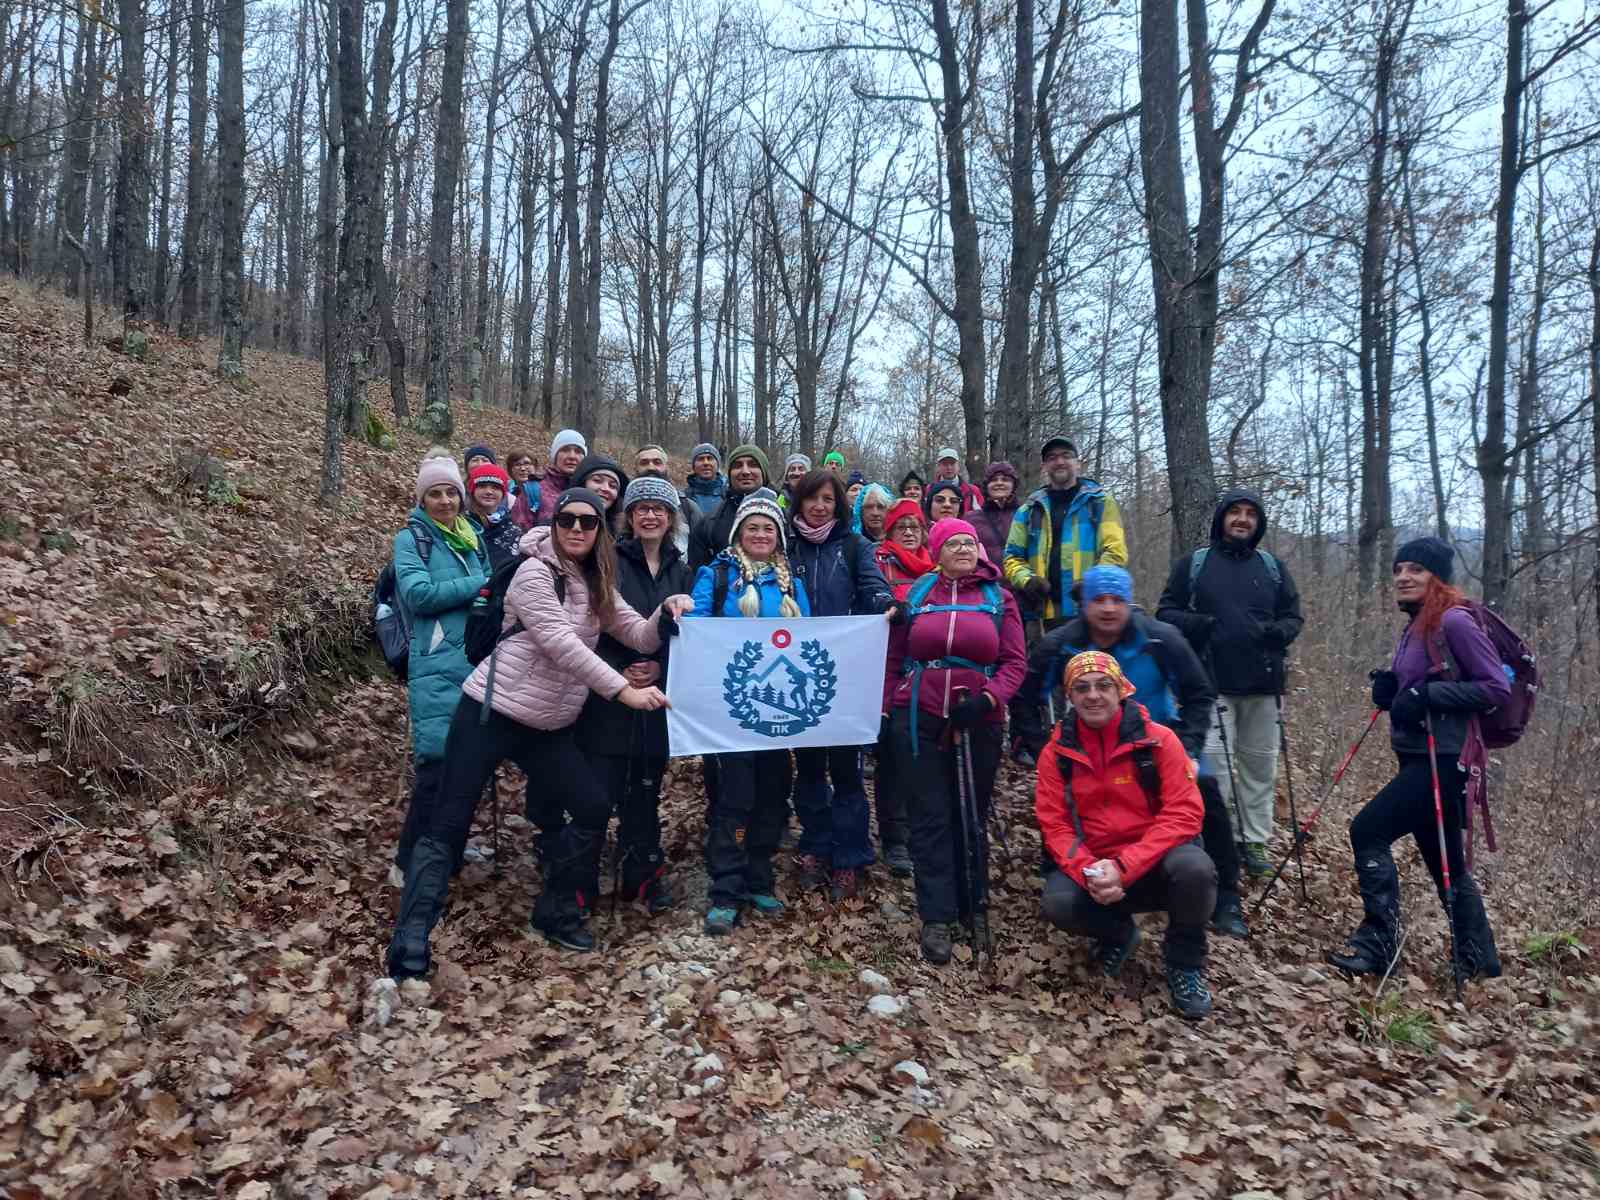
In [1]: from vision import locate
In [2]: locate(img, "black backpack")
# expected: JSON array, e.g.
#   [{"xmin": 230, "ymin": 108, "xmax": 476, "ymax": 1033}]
[
  {"xmin": 373, "ymin": 519, "xmax": 434, "ymax": 681},
  {"xmin": 463, "ymin": 555, "xmax": 564, "ymax": 666}
]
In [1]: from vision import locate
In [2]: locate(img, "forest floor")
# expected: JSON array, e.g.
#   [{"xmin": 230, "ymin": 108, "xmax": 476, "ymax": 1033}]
[{"xmin": 1, "ymin": 283, "xmax": 1597, "ymax": 1199}]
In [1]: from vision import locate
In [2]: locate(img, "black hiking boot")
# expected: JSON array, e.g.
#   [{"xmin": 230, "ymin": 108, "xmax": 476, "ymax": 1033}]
[
  {"xmin": 1096, "ymin": 921, "xmax": 1142, "ymax": 979},
  {"xmin": 1327, "ymin": 846, "xmax": 1401, "ymax": 976},
  {"xmin": 528, "ymin": 914, "xmax": 596, "ymax": 952},
  {"xmin": 385, "ymin": 837, "xmax": 453, "ymax": 979},
  {"xmin": 883, "ymin": 842, "xmax": 914, "ymax": 878},
  {"xmin": 920, "ymin": 921, "xmax": 955, "ymax": 965},
  {"xmin": 1450, "ymin": 873, "xmax": 1502, "ymax": 983},
  {"xmin": 1210, "ymin": 891, "xmax": 1250, "ymax": 940}
]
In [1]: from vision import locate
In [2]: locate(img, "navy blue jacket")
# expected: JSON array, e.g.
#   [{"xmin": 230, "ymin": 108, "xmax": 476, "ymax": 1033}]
[{"xmin": 785, "ymin": 523, "xmax": 893, "ymax": 617}]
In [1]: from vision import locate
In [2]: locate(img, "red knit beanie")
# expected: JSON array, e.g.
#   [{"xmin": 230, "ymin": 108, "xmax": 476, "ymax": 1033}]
[{"xmin": 467, "ymin": 463, "xmax": 511, "ymax": 493}]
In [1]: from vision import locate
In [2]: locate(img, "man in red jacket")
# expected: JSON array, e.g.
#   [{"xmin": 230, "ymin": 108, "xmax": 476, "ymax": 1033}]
[{"xmin": 1035, "ymin": 651, "xmax": 1217, "ymax": 1019}]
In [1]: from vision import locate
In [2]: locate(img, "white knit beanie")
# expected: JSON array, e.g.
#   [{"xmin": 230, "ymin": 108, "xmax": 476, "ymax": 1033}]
[
  {"xmin": 730, "ymin": 489, "xmax": 787, "ymax": 551},
  {"xmin": 550, "ymin": 429, "xmax": 588, "ymax": 458},
  {"xmin": 415, "ymin": 455, "xmax": 465, "ymax": 505}
]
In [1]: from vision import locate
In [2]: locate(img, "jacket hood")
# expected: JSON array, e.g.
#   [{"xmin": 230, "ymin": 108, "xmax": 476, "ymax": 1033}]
[
  {"xmin": 1209, "ymin": 486, "xmax": 1267, "ymax": 548},
  {"xmin": 685, "ymin": 472, "xmax": 725, "ymax": 496},
  {"xmin": 519, "ymin": 524, "xmax": 561, "ymax": 565}
]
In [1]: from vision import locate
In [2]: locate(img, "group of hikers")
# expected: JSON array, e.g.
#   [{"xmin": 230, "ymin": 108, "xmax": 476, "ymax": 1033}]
[{"xmin": 380, "ymin": 430, "xmax": 1511, "ymax": 1020}]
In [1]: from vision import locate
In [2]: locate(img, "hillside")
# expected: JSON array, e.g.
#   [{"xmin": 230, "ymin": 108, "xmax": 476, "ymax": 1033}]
[{"xmin": 1, "ymin": 282, "xmax": 1597, "ymax": 1199}]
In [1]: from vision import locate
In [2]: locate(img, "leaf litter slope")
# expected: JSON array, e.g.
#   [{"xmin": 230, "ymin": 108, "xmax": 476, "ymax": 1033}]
[{"xmin": 0, "ymin": 283, "xmax": 1597, "ymax": 1198}]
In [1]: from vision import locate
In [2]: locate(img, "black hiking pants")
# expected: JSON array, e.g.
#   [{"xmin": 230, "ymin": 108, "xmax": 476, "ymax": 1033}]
[
  {"xmin": 1350, "ymin": 754, "xmax": 1467, "ymax": 894},
  {"xmin": 705, "ymin": 750, "xmax": 791, "ymax": 907},
  {"xmin": 386, "ymin": 697, "xmax": 608, "ymax": 977},
  {"xmin": 1040, "ymin": 841, "xmax": 1216, "ymax": 970},
  {"xmin": 1197, "ymin": 775, "xmax": 1241, "ymax": 896},
  {"xmin": 891, "ymin": 708, "xmax": 1001, "ymax": 925},
  {"xmin": 592, "ymin": 750, "xmax": 667, "ymax": 900},
  {"xmin": 872, "ymin": 717, "xmax": 909, "ymax": 851},
  {"xmin": 395, "ymin": 756, "xmax": 445, "ymax": 872}
]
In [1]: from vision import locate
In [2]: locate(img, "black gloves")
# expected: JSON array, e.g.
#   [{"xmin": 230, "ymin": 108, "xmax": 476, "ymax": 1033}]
[
  {"xmin": 1390, "ymin": 685, "xmax": 1430, "ymax": 728},
  {"xmin": 1370, "ymin": 669, "xmax": 1399, "ymax": 710},
  {"xmin": 657, "ymin": 608, "xmax": 680, "ymax": 640},
  {"xmin": 887, "ymin": 604, "xmax": 910, "ymax": 626},
  {"xmin": 1021, "ymin": 576, "xmax": 1050, "ymax": 602},
  {"xmin": 949, "ymin": 693, "xmax": 994, "ymax": 730}
]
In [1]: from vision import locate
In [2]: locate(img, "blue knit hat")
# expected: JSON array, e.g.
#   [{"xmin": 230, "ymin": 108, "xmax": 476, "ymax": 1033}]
[{"xmin": 1080, "ymin": 565, "xmax": 1133, "ymax": 603}]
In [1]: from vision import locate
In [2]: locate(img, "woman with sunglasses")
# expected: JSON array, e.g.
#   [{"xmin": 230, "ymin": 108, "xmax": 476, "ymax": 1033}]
[
  {"xmin": 884, "ymin": 517, "xmax": 1026, "ymax": 963},
  {"xmin": 386, "ymin": 489, "xmax": 693, "ymax": 977},
  {"xmin": 678, "ymin": 490, "xmax": 810, "ymax": 936}
]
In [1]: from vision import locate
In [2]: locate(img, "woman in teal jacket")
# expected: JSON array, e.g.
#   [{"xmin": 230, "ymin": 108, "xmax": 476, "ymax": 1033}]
[{"xmin": 393, "ymin": 455, "xmax": 490, "ymax": 877}]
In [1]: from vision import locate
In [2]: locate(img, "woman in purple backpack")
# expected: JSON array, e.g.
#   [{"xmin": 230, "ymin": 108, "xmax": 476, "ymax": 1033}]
[{"xmin": 1328, "ymin": 537, "xmax": 1510, "ymax": 985}]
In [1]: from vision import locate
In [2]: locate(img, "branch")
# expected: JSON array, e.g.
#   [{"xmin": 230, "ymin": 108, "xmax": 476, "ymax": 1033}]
[{"xmin": 1217, "ymin": 0, "xmax": 1279, "ymax": 148}]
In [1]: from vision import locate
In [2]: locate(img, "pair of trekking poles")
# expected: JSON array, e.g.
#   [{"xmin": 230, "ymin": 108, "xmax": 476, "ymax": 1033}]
[{"xmin": 945, "ymin": 687, "xmax": 995, "ymax": 974}]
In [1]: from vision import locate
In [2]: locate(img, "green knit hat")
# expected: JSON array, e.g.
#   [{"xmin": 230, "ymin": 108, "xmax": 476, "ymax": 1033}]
[
  {"xmin": 727, "ymin": 444, "xmax": 771, "ymax": 484},
  {"xmin": 822, "ymin": 451, "xmax": 846, "ymax": 469}
]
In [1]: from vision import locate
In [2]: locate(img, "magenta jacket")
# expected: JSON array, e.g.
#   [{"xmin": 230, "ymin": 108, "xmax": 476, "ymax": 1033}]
[{"xmin": 883, "ymin": 557, "xmax": 1027, "ymax": 724}]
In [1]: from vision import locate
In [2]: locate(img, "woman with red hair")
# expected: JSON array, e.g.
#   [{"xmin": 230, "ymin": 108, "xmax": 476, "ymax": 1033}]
[{"xmin": 1328, "ymin": 537, "xmax": 1511, "ymax": 984}]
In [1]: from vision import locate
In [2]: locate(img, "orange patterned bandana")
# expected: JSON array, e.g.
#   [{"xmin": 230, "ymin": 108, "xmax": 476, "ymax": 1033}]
[{"xmin": 1063, "ymin": 650, "xmax": 1137, "ymax": 699}]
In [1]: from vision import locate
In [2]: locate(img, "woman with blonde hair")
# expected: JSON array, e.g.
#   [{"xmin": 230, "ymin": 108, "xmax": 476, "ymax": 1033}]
[{"xmin": 679, "ymin": 490, "xmax": 810, "ymax": 935}]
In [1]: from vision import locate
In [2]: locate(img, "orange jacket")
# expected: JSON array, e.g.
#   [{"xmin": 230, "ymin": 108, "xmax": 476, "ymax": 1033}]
[{"xmin": 1034, "ymin": 702, "xmax": 1202, "ymax": 887}]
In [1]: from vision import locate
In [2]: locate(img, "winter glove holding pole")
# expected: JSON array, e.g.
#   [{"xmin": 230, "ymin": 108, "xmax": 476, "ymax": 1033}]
[
  {"xmin": 1390, "ymin": 684, "xmax": 1431, "ymax": 727},
  {"xmin": 1021, "ymin": 576, "xmax": 1050, "ymax": 604},
  {"xmin": 948, "ymin": 692, "xmax": 994, "ymax": 730},
  {"xmin": 1369, "ymin": 669, "xmax": 1399, "ymax": 711}
]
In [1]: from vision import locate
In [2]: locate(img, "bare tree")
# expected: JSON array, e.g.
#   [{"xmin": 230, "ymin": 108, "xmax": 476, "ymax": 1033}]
[
  {"xmin": 420, "ymin": 0, "xmax": 468, "ymax": 437},
  {"xmin": 216, "ymin": 0, "xmax": 246, "ymax": 376}
]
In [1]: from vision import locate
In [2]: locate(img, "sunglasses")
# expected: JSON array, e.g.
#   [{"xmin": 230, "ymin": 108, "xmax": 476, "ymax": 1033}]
[{"xmin": 554, "ymin": 512, "xmax": 601, "ymax": 532}]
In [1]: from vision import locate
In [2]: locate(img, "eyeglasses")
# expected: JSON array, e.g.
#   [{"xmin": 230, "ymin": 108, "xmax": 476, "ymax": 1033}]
[
  {"xmin": 940, "ymin": 537, "xmax": 978, "ymax": 551},
  {"xmin": 555, "ymin": 512, "xmax": 601, "ymax": 532}
]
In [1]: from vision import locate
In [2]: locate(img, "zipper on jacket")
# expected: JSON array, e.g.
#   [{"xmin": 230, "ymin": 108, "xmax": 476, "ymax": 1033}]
[{"xmin": 941, "ymin": 577, "xmax": 958, "ymax": 716}]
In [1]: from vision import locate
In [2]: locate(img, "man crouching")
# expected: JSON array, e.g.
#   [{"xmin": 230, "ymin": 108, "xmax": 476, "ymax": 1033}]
[{"xmin": 1035, "ymin": 651, "xmax": 1218, "ymax": 1019}]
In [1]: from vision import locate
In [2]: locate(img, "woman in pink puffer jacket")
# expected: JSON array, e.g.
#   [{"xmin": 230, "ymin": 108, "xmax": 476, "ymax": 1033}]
[{"xmin": 387, "ymin": 488, "xmax": 692, "ymax": 977}]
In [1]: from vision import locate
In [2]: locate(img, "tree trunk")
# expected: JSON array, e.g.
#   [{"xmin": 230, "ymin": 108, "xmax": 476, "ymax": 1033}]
[
  {"xmin": 1138, "ymin": 0, "xmax": 1215, "ymax": 552},
  {"xmin": 539, "ymin": 138, "xmax": 561, "ymax": 430},
  {"xmin": 59, "ymin": 11, "xmax": 101, "ymax": 299},
  {"xmin": 420, "ymin": 0, "xmax": 468, "ymax": 437},
  {"xmin": 930, "ymin": 0, "xmax": 987, "ymax": 484},
  {"xmin": 1479, "ymin": 0, "xmax": 1527, "ymax": 610},
  {"xmin": 1356, "ymin": 8, "xmax": 1401, "ymax": 594},
  {"xmin": 112, "ymin": 0, "xmax": 152, "ymax": 324},
  {"xmin": 216, "ymin": 0, "xmax": 246, "ymax": 376},
  {"xmin": 153, "ymin": 2, "xmax": 179, "ymax": 318},
  {"xmin": 1589, "ymin": 227, "xmax": 1599, "ymax": 630},
  {"xmin": 473, "ymin": 0, "xmax": 508, "ymax": 409},
  {"xmin": 176, "ymin": 0, "xmax": 208, "ymax": 336},
  {"xmin": 284, "ymin": 0, "xmax": 309, "ymax": 354}
]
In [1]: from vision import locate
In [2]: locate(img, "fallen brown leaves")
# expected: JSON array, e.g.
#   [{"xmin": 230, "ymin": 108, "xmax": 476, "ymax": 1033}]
[{"xmin": 2, "ymin": 283, "xmax": 1598, "ymax": 1198}]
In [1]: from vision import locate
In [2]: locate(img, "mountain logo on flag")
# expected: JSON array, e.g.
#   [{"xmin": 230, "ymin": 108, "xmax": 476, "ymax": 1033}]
[{"xmin": 723, "ymin": 637, "xmax": 838, "ymax": 738}]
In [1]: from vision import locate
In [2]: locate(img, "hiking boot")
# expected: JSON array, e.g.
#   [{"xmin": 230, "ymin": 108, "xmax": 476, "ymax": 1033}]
[
  {"xmin": 530, "ymin": 915, "xmax": 595, "ymax": 953},
  {"xmin": 794, "ymin": 854, "xmax": 829, "ymax": 892},
  {"xmin": 703, "ymin": 906, "xmax": 739, "ymax": 936},
  {"xmin": 1012, "ymin": 744, "xmax": 1037, "ymax": 769},
  {"xmin": 1450, "ymin": 873, "xmax": 1502, "ymax": 983},
  {"xmin": 883, "ymin": 843, "xmax": 914, "ymax": 878},
  {"xmin": 830, "ymin": 867, "xmax": 862, "ymax": 902},
  {"xmin": 1210, "ymin": 891, "xmax": 1250, "ymax": 940},
  {"xmin": 1166, "ymin": 965, "xmax": 1213, "ymax": 1020},
  {"xmin": 1096, "ymin": 922, "xmax": 1142, "ymax": 979},
  {"xmin": 1243, "ymin": 842, "xmax": 1272, "ymax": 878},
  {"xmin": 385, "ymin": 837, "xmax": 451, "ymax": 980},
  {"xmin": 920, "ymin": 921, "xmax": 955, "ymax": 964},
  {"xmin": 642, "ymin": 882, "xmax": 677, "ymax": 916},
  {"xmin": 1327, "ymin": 846, "xmax": 1401, "ymax": 976},
  {"xmin": 747, "ymin": 893, "xmax": 785, "ymax": 918}
]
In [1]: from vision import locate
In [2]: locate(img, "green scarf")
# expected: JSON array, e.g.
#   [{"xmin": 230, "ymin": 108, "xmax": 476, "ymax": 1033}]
[{"xmin": 424, "ymin": 512, "xmax": 480, "ymax": 557}]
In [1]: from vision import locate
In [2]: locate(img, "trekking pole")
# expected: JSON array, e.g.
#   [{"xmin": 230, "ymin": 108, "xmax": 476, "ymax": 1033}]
[
  {"xmin": 954, "ymin": 729, "xmax": 991, "ymax": 973},
  {"xmin": 1252, "ymin": 708, "xmax": 1380, "ymax": 919},
  {"xmin": 1213, "ymin": 699, "xmax": 1248, "ymax": 854},
  {"xmin": 945, "ymin": 693, "xmax": 982, "ymax": 973},
  {"xmin": 1274, "ymin": 694, "xmax": 1308, "ymax": 904},
  {"xmin": 1425, "ymin": 708, "xmax": 1463, "ymax": 1001},
  {"xmin": 957, "ymin": 720, "xmax": 996, "ymax": 966}
]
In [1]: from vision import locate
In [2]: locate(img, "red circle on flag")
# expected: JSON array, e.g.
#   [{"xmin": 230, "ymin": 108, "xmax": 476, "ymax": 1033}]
[{"xmin": 771, "ymin": 630, "xmax": 791, "ymax": 648}]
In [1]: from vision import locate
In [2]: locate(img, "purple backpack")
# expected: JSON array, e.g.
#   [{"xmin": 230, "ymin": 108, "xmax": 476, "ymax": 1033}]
[
  {"xmin": 1427, "ymin": 602, "xmax": 1538, "ymax": 864},
  {"xmin": 1426, "ymin": 601, "xmax": 1538, "ymax": 750}
]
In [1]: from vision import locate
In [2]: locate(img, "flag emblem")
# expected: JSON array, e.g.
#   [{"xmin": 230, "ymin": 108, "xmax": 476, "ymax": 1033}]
[{"xmin": 723, "ymin": 638, "xmax": 837, "ymax": 738}]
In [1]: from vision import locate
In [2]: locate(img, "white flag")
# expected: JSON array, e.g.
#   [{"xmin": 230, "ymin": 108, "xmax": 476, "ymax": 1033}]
[{"xmin": 665, "ymin": 616, "xmax": 889, "ymax": 757}]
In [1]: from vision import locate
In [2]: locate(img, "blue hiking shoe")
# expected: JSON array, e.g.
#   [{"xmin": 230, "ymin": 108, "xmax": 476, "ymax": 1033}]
[
  {"xmin": 746, "ymin": 894, "xmax": 785, "ymax": 918},
  {"xmin": 703, "ymin": 906, "xmax": 740, "ymax": 936},
  {"xmin": 1166, "ymin": 965, "xmax": 1213, "ymax": 1020}
]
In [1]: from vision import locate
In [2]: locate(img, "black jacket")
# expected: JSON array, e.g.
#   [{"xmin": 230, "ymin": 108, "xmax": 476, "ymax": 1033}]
[
  {"xmin": 469, "ymin": 511, "xmax": 525, "ymax": 574},
  {"xmin": 578, "ymin": 536, "xmax": 691, "ymax": 759},
  {"xmin": 1013, "ymin": 609, "xmax": 1215, "ymax": 759},
  {"xmin": 785, "ymin": 521, "xmax": 893, "ymax": 617},
  {"xmin": 1156, "ymin": 486, "xmax": 1303, "ymax": 696},
  {"xmin": 688, "ymin": 488, "xmax": 757, "ymax": 573}
]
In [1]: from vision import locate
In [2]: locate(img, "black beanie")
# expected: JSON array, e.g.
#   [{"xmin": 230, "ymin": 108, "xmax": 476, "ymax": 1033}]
[{"xmin": 1393, "ymin": 536, "xmax": 1453, "ymax": 583}]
